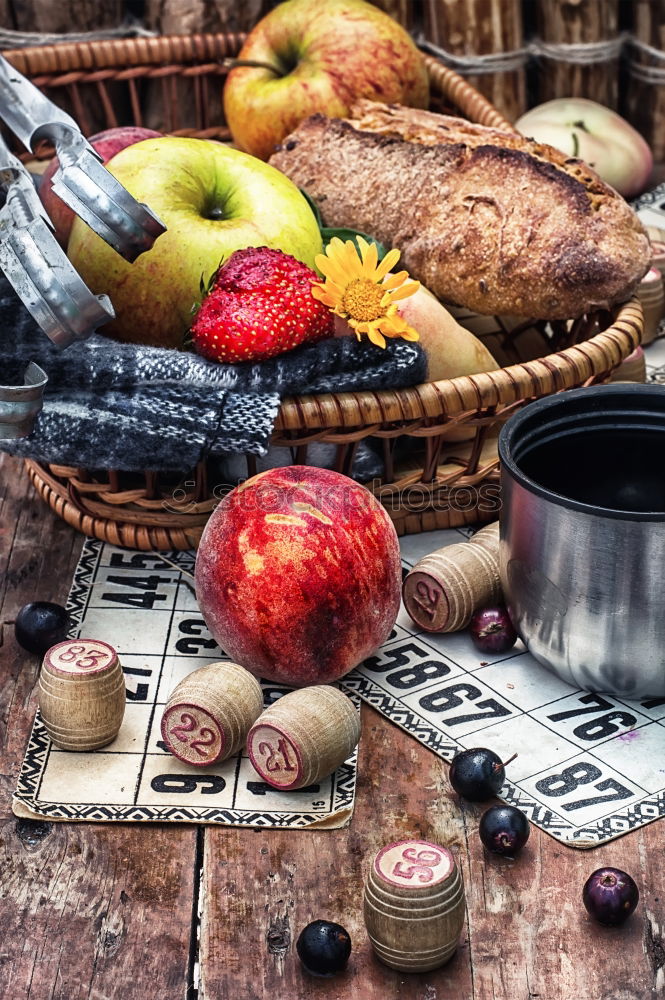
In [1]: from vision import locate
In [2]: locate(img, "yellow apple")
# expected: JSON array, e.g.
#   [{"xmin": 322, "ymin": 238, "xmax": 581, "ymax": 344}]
[{"xmin": 67, "ymin": 137, "xmax": 324, "ymax": 348}]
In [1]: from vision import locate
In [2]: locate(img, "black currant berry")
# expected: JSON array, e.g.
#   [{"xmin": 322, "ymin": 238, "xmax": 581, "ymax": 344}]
[
  {"xmin": 479, "ymin": 805, "xmax": 530, "ymax": 855},
  {"xmin": 14, "ymin": 602, "xmax": 71, "ymax": 656},
  {"xmin": 583, "ymin": 867, "xmax": 639, "ymax": 926},
  {"xmin": 296, "ymin": 920, "xmax": 351, "ymax": 977},
  {"xmin": 449, "ymin": 747, "xmax": 513, "ymax": 801}
]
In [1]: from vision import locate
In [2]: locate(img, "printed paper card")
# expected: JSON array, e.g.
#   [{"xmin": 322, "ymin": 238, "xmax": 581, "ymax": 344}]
[
  {"xmin": 13, "ymin": 542, "xmax": 357, "ymax": 829},
  {"xmin": 343, "ymin": 525, "xmax": 665, "ymax": 849}
]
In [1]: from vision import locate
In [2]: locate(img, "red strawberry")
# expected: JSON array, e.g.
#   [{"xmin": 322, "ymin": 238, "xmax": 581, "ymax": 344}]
[{"xmin": 191, "ymin": 247, "xmax": 333, "ymax": 363}]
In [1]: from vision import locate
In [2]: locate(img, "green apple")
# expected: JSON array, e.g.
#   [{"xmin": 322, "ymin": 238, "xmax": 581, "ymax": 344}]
[
  {"xmin": 516, "ymin": 99, "xmax": 653, "ymax": 199},
  {"xmin": 223, "ymin": 0, "xmax": 429, "ymax": 161},
  {"xmin": 67, "ymin": 136, "xmax": 324, "ymax": 348}
]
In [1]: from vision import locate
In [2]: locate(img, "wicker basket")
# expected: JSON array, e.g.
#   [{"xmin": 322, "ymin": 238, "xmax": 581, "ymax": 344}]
[{"xmin": 2, "ymin": 34, "xmax": 643, "ymax": 550}]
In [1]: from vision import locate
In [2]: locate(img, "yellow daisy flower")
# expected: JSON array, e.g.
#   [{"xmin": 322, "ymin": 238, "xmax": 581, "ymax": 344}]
[{"xmin": 311, "ymin": 236, "xmax": 420, "ymax": 349}]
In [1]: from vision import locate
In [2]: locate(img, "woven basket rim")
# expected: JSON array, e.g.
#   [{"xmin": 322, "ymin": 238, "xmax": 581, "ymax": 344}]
[
  {"xmin": 6, "ymin": 31, "xmax": 646, "ymax": 549},
  {"xmin": 275, "ymin": 299, "xmax": 643, "ymax": 431}
]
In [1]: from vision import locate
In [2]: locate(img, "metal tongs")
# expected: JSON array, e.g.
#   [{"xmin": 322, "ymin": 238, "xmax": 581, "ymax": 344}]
[
  {"xmin": 0, "ymin": 55, "xmax": 167, "ymax": 436},
  {"xmin": 0, "ymin": 55, "xmax": 165, "ymax": 266},
  {"xmin": 0, "ymin": 133, "xmax": 115, "ymax": 348}
]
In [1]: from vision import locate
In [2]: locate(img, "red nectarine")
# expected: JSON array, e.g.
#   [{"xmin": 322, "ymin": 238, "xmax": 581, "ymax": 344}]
[{"xmin": 195, "ymin": 466, "xmax": 401, "ymax": 686}]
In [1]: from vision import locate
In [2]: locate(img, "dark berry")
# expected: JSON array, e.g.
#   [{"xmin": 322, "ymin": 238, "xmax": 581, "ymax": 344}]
[
  {"xmin": 479, "ymin": 805, "xmax": 530, "ymax": 855},
  {"xmin": 15, "ymin": 602, "xmax": 71, "ymax": 656},
  {"xmin": 583, "ymin": 867, "xmax": 639, "ymax": 926},
  {"xmin": 469, "ymin": 605, "xmax": 517, "ymax": 655},
  {"xmin": 296, "ymin": 920, "xmax": 351, "ymax": 977},
  {"xmin": 449, "ymin": 747, "xmax": 512, "ymax": 800}
]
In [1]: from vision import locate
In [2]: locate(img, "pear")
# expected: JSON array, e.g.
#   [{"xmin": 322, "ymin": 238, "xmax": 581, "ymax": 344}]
[
  {"xmin": 333, "ymin": 279, "xmax": 500, "ymax": 441},
  {"xmin": 396, "ymin": 283, "xmax": 499, "ymax": 384}
]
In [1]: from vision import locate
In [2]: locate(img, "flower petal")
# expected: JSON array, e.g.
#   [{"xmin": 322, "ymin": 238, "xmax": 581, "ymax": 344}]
[
  {"xmin": 328, "ymin": 236, "xmax": 346, "ymax": 255},
  {"xmin": 381, "ymin": 270, "xmax": 410, "ymax": 290},
  {"xmin": 315, "ymin": 255, "xmax": 350, "ymax": 286},
  {"xmin": 367, "ymin": 325, "xmax": 387, "ymax": 348},
  {"xmin": 388, "ymin": 280, "xmax": 420, "ymax": 302},
  {"xmin": 311, "ymin": 285, "xmax": 339, "ymax": 308},
  {"xmin": 387, "ymin": 314, "xmax": 408, "ymax": 330},
  {"xmin": 356, "ymin": 234, "xmax": 371, "ymax": 261},
  {"xmin": 343, "ymin": 239, "xmax": 364, "ymax": 278},
  {"xmin": 361, "ymin": 240, "xmax": 379, "ymax": 278},
  {"xmin": 375, "ymin": 248, "xmax": 401, "ymax": 280},
  {"xmin": 376, "ymin": 314, "xmax": 420, "ymax": 342},
  {"xmin": 315, "ymin": 278, "xmax": 344, "ymax": 299}
]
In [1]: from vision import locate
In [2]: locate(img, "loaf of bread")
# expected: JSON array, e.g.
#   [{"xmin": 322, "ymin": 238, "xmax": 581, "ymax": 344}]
[{"xmin": 270, "ymin": 101, "xmax": 651, "ymax": 319}]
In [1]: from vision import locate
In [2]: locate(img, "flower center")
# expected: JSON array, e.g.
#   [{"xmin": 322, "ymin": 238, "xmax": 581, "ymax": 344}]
[{"xmin": 341, "ymin": 278, "xmax": 386, "ymax": 322}]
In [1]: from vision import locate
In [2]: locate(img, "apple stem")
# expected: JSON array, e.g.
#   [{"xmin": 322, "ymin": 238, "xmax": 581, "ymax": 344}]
[{"xmin": 223, "ymin": 58, "xmax": 282, "ymax": 75}]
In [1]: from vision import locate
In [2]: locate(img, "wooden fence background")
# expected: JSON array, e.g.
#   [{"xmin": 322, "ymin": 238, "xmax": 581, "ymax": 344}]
[{"xmin": 1, "ymin": 1, "xmax": 663, "ymax": 157}]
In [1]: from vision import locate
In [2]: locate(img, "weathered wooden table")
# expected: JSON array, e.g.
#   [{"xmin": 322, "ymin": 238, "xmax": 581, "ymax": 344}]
[{"xmin": 0, "ymin": 452, "xmax": 660, "ymax": 1000}]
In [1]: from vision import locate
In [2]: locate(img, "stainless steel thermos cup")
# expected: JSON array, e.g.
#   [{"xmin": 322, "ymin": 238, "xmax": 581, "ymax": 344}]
[{"xmin": 499, "ymin": 384, "xmax": 665, "ymax": 698}]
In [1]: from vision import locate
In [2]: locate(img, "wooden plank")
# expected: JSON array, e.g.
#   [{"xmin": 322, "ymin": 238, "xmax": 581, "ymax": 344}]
[
  {"xmin": 423, "ymin": 0, "xmax": 527, "ymax": 123},
  {"xmin": 625, "ymin": 0, "xmax": 665, "ymax": 165},
  {"xmin": 199, "ymin": 703, "xmax": 475, "ymax": 999},
  {"xmin": 144, "ymin": 0, "xmax": 271, "ymax": 34},
  {"xmin": 535, "ymin": 0, "xmax": 619, "ymax": 109},
  {"xmin": 0, "ymin": 455, "xmax": 197, "ymax": 1000},
  {"xmin": 201, "ymin": 694, "xmax": 663, "ymax": 999},
  {"xmin": 7, "ymin": 0, "xmax": 123, "ymax": 33},
  {"xmin": 0, "ymin": 821, "xmax": 198, "ymax": 1000},
  {"xmin": 459, "ymin": 803, "xmax": 657, "ymax": 999}
]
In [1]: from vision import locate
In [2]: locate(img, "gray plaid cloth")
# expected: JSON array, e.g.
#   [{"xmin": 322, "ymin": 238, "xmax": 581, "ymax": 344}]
[{"xmin": 0, "ymin": 278, "xmax": 426, "ymax": 473}]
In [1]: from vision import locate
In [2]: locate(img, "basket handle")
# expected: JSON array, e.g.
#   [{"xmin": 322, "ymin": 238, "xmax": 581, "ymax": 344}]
[
  {"xmin": 3, "ymin": 33, "xmax": 515, "ymax": 137},
  {"xmin": 422, "ymin": 55, "xmax": 516, "ymax": 132}
]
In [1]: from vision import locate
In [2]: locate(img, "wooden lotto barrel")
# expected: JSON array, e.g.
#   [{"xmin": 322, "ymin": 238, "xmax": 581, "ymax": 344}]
[
  {"xmin": 38, "ymin": 639, "xmax": 126, "ymax": 751},
  {"xmin": 364, "ymin": 839, "xmax": 465, "ymax": 973},
  {"xmin": 403, "ymin": 521, "xmax": 501, "ymax": 632},
  {"xmin": 247, "ymin": 685, "xmax": 360, "ymax": 790},
  {"xmin": 161, "ymin": 661, "xmax": 263, "ymax": 766}
]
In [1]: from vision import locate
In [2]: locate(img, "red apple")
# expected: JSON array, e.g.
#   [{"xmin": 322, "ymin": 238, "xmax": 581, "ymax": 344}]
[
  {"xmin": 195, "ymin": 466, "xmax": 401, "ymax": 686},
  {"xmin": 39, "ymin": 126, "xmax": 162, "ymax": 246},
  {"xmin": 223, "ymin": 0, "xmax": 429, "ymax": 161}
]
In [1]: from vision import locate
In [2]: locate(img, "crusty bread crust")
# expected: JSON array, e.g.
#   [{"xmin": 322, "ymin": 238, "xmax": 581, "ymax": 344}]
[{"xmin": 270, "ymin": 101, "xmax": 651, "ymax": 319}]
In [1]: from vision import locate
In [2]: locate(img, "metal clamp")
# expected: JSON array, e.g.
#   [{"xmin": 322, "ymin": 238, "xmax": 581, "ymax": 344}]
[
  {"xmin": 0, "ymin": 133, "xmax": 116, "ymax": 348},
  {"xmin": 0, "ymin": 360, "xmax": 47, "ymax": 438},
  {"xmin": 0, "ymin": 54, "xmax": 166, "ymax": 262}
]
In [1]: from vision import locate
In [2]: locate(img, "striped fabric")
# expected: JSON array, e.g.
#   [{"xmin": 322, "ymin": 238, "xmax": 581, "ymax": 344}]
[{"xmin": 0, "ymin": 278, "xmax": 425, "ymax": 473}]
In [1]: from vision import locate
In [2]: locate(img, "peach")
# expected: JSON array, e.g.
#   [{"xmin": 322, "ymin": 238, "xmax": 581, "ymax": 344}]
[{"xmin": 195, "ymin": 466, "xmax": 401, "ymax": 686}]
